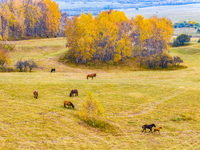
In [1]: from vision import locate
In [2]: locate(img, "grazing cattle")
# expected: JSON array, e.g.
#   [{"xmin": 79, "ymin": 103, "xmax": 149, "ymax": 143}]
[
  {"xmin": 33, "ymin": 90, "xmax": 38, "ymax": 99},
  {"xmin": 142, "ymin": 124, "xmax": 156, "ymax": 133},
  {"xmin": 87, "ymin": 73, "xmax": 96, "ymax": 80},
  {"xmin": 64, "ymin": 101, "xmax": 75, "ymax": 109},
  {"xmin": 51, "ymin": 68, "xmax": 55, "ymax": 73},
  {"xmin": 154, "ymin": 127, "xmax": 162, "ymax": 134},
  {"xmin": 70, "ymin": 89, "xmax": 78, "ymax": 97}
]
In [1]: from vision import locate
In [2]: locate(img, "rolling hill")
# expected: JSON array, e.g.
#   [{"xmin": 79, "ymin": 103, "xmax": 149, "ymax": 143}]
[{"xmin": 0, "ymin": 38, "xmax": 199, "ymax": 149}]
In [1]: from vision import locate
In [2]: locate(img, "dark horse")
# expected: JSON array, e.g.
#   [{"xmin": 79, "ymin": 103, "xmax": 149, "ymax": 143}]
[
  {"xmin": 70, "ymin": 89, "xmax": 78, "ymax": 97},
  {"xmin": 87, "ymin": 73, "xmax": 96, "ymax": 80},
  {"xmin": 33, "ymin": 90, "xmax": 38, "ymax": 99},
  {"xmin": 51, "ymin": 68, "xmax": 55, "ymax": 73},
  {"xmin": 142, "ymin": 124, "xmax": 156, "ymax": 133},
  {"xmin": 64, "ymin": 101, "xmax": 75, "ymax": 109}
]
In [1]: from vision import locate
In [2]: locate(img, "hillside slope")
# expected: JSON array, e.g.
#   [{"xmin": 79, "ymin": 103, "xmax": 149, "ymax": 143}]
[{"xmin": 0, "ymin": 38, "xmax": 200, "ymax": 149}]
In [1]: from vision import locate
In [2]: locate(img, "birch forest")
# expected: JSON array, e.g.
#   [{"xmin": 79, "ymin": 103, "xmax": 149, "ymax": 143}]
[
  {"xmin": 64, "ymin": 10, "xmax": 174, "ymax": 68},
  {"xmin": 0, "ymin": 0, "xmax": 61, "ymax": 40}
]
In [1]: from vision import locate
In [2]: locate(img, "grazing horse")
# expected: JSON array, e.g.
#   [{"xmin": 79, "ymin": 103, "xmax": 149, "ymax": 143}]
[
  {"xmin": 87, "ymin": 73, "xmax": 96, "ymax": 80},
  {"xmin": 70, "ymin": 89, "xmax": 78, "ymax": 97},
  {"xmin": 33, "ymin": 90, "xmax": 38, "ymax": 99},
  {"xmin": 51, "ymin": 68, "xmax": 55, "ymax": 73},
  {"xmin": 64, "ymin": 101, "xmax": 75, "ymax": 109},
  {"xmin": 142, "ymin": 124, "xmax": 156, "ymax": 133},
  {"xmin": 154, "ymin": 127, "xmax": 162, "ymax": 134}
]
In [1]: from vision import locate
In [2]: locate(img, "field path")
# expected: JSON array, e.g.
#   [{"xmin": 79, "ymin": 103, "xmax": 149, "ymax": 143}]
[{"xmin": 131, "ymin": 89, "xmax": 188, "ymax": 117}]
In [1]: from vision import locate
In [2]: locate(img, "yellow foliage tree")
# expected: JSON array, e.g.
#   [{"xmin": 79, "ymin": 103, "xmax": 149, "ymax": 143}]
[
  {"xmin": 0, "ymin": 6, "xmax": 2, "ymax": 40},
  {"xmin": 0, "ymin": 48, "xmax": 11, "ymax": 70},
  {"xmin": 43, "ymin": 0, "xmax": 61, "ymax": 37},
  {"xmin": 79, "ymin": 92, "xmax": 104, "ymax": 126},
  {"xmin": 190, "ymin": 21, "xmax": 195, "ymax": 25},
  {"xmin": 65, "ymin": 12, "xmax": 173, "ymax": 65}
]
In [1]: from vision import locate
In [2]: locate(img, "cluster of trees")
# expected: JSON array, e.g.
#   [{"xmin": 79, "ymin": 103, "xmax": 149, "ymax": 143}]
[
  {"xmin": 64, "ymin": 10, "xmax": 174, "ymax": 68},
  {"xmin": 0, "ymin": 0, "xmax": 61, "ymax": 40},
  {"xmin": 15, "ymin": 60, "xmax": 37, "ymax": 72},
  {"xmin": 173, "ymin": 21, "xmax": 200, "ymax": 29}
]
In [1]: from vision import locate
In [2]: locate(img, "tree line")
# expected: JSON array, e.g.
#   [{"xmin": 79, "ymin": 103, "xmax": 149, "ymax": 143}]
[
  {"xmin": 64, "ymin": 10, "xmax": 177, "ymax": 68},
  {"xmin": 0, "ymin": 0, "xmax": 61, "ymax": 40},
  {"xmin": 173, "ymin": 21, "xmax": 200, "ymax": 29}
]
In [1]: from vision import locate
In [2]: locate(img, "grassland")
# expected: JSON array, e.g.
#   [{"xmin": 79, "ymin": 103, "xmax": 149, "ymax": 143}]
[
  {"xmin": 0, "ymin": 38, "xmax": 200, "ymax": 149},
  {"xmin": 122, "ymin": 3, "xmax": 200, "ymax": 23},
  {"xmin": 173, "ymin": 28, "xmax": 200, "ymax": 38}
]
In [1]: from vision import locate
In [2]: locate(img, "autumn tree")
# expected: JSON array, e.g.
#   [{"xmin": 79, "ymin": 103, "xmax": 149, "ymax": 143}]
[
  {"xmin": 0, "ymin": 43, "xmax": 11, "ymax": 71},
  {"xmin": 0, "ymin": 6, "xmax": 2, "ymax": 40},
  {"xmin": 65, "ymin": 10, "xmax": 131, "ymax": 64},
  {"xmin": 0, "ymin": 50, "xmax": 10, "ymax": 70},
  {"xmin": 64, "ymin": 11, "xmax": 177, "ymax": 69},
  {"xmin": 0, "ymin": 0, "xmax": 61, "ymax": 40},
  {"xmin": 79, "ymin": 92, "xmax": 104, "ymax": 126}
]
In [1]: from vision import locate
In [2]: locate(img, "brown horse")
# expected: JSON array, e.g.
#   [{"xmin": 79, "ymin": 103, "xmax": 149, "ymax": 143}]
[
  {"xmin": 142, "ymin": 124, "xmax": 156, "ymax": 133},
  {"xmin": 64, "ymin": 101, "xmax": 75, "ymax": 109},
  {"xmin": 70, "ymin": 89, "xmax": 78, "ymax": 97},
  {"xmin": 87, "ymin": 73, "xmax": 96, "ymax": 79},
  {"xmin": 154, "ymin": 127, "xmax": 162, "ymax": 134},
  {"xmin": 33, "ymin": 90, "xmax": 38, "ymax": 99}
]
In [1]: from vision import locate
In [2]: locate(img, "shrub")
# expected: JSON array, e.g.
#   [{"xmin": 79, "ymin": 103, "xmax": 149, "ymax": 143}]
[
  {"xmin": 197, "ymin": 39, "xmax": 200, "ymax": 43},
  {"xmin": 0, "ymin": 49, "xmax": 11, "ymax": 70},
  {"xmin": 173, "ymin": 34, "xmax": 190, "ymax": 46},
  {"xmin": 7, "ymin": 67, "xmax": 14, "ymax": 72},
  {"xmin": 159, "ymin": 53, "xmax": 174, "ymax": 68},
  {"xmin": 173, "ymin": 56, "xmax": 183, "ymax": 66},
  {"xmin": 3, "ymin": 44, "xmax": 15, "ymax": 51},
  {"xmin": 79, "ymin": 92, "xmax": 104, "ymax": 126}
]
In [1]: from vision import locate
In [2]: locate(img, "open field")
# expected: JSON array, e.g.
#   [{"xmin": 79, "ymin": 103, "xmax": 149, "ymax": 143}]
[
  {"xmin": 0, "ymin": 38, "xmax": 200, "ymax": 149},
  {"xmin": 122, "ymin": 3, "xmax": 200, "ymax": 23},
  {"xmin": 173, "ymin": 28, "xmax": 200, "ymax": 38}
]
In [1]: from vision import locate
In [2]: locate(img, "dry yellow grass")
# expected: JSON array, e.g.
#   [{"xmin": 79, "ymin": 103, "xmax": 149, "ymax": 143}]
[{"xmin": 0, "ymin": 38, "xmax": 200, "ymax": 149}]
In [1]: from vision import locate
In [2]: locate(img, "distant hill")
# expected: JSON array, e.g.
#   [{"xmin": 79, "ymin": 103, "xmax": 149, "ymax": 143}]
[{"xmin": 55, "ymin": 0, "xmax": 200, "ymax": 16}]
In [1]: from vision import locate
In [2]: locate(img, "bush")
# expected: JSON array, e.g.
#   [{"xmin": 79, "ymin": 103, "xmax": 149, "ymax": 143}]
[
  {"xmin": 138, "ymin": 53, "xmax": 173, "ymax": 69},
  {"xmin": 0, "ymin": 49, "xmax": 11, "ymax": 69},
  {"xmin": 159, "ymin": 53, "xmax": 173, "ymax": 68},
  {"xmin": 172, "ymin": 34, "xmax": 190, "ymax": 47},
  {"xmin": 173, "ymin": 56, "xmax": 183, "ymax": 66},
  {"xmin": 198, "ymin": 39, "xmax": 200, "ymax": 43},
  {"xmin": 7, "ymin": 67, "xmax": 14, "ymax": 72},
  {"xmin": 3, "ymin": 44, "xmax": 15, "ymax": 51},
  {"xmin": 79, "ymin": 92, "xmax": 104, "ymax": 126}
]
